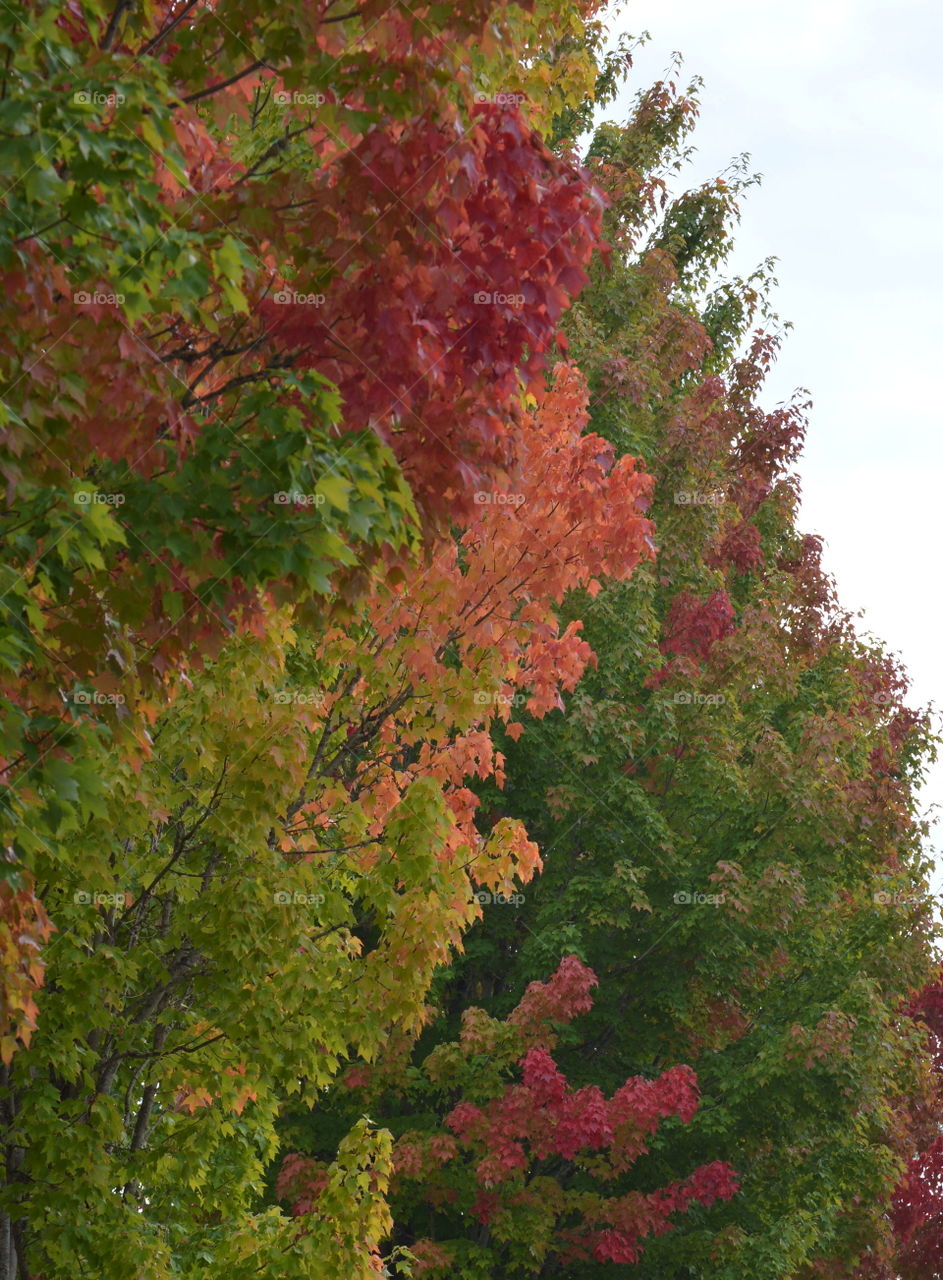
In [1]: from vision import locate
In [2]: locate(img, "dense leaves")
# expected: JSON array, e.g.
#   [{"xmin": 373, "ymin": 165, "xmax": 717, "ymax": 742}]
[
  {"xmin": 0, "ymin": 338, "xmax": 656, "ymax": 1274},
  {"xmin": 333, "ymin": 957, "xmax": 738, "ymax": 1276},
  {"xmin": 293, "ymin": 56, "xmax": 939, "ymax": 1280},
  {"xmin": 0, "ymin": 0, "xmax": 608, "ymax": 1071},
  {"xmin": 846, "ymin": 976, "xmax": 943, "ymax": 1280},
  {"xmin": 1, "ymin": 3, "xmax": 939, "ymax": 1279}
]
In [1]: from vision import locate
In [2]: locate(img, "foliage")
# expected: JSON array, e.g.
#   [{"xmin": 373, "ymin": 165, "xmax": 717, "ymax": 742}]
[
  {"xmin": 842, "ymin": 975, "xmax": 943, "ymax": 1280},
  {"xmin": 287, "ymin": 59, "xmax": 941, "ymax": 1280},
  {"xmin": 281, "ymin": 957, "xmax": 738, "ymax": 1276},
  {"xmin": 0, "ymin": 352, "xmax": 653, "ymax": 1275},
  {"xmin": 1, "ymin": 5, "xmax": 939, "ymax": 1279},
  {"xmin": 0, "ymin": 0, "xmax": 610, "ymax": 1068}
]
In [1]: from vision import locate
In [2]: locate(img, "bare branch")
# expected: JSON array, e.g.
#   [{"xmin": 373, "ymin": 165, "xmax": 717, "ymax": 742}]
[{"xmin": 180, "ymin": 60, "xmax": 268, "ymax": 106}]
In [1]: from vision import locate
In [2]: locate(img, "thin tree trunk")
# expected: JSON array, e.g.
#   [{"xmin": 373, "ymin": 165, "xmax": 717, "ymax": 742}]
[{"xmin": 0, "ymin": 1213, "xmax": 16, "ymax": 1280}]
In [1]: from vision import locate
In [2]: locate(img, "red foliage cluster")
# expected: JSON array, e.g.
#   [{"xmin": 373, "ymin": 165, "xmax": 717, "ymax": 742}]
[
  {"xmin": 508, "ymin": 953, "xmax": 599, "ymax": 1043},
  {"xmin": 905, "ymin": 982, "xmax": 943, "ymax": 1067},
  {"xmin": 259, "ymin": 102, "xmax": 605, "ymax": 522},
  {"xmin": 707, "ymin": 520, "xmax": 764, "ymax": 574},
  {"xmin": 276, "ymin": 1152, "xmax": 331, "ymax": 1217},
  {"xmin": 435, "ymin": 1042, "xmax": 737, "ymax": 1264},
  {"xmin": 385, "ymin": 957, "xmax": 738, "ymax": 1271},
  {"xmin": 776, "ymin": 533, "xmax": 836, "ymax": 621},
  {"xmin": 885, "ymin": 978, "xmax": 943, "ymax": 1277},
  {"xmin": 664, "ymin": 375, "xmax": 738, "ymax": 466},
  {"xmin": 0, "ymin": 877, "xmax": 53, "ymax": 1064},
  {"xmin": 443, "ymin": 1049, "xmax": 708, "ymax": 1180},
  {"xmin": 660, "ymin": 590, "xmax": 736, "ymax": 662},
  {"xmin": 581, "ymin": 1160, "xmax": 739, "ymax": 1265},
  {"xmin": 891, "ymin": 1134, "xmax": 943, "ymax": 1273}
]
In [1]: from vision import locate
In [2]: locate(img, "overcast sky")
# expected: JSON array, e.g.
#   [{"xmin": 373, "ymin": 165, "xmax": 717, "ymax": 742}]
[{"xmin": 601, "ymin": 0, "xmax": 943, "ymax": 885}]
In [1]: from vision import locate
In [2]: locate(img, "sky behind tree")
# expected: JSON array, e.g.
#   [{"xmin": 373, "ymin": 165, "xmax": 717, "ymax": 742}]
[{"xmin": 607, "ymin": 0, "xmax": 943, "ymax": 884}]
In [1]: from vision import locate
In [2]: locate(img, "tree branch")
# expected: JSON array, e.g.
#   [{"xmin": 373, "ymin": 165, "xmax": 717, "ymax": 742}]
[
  {"xmin": 100, "ymin": 0, "xmax": 133, "ymax": 51},
  {"xmin": 181, "ymin": 60, "xmax": 268, "ymax": 106},
  {"xmin": 136, "ymin": 0, "xmax": 201, "ymax": 58}
]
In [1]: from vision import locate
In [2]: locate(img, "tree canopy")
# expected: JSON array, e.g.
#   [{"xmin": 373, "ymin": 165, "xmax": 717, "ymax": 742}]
[{"xmin": 0, "ymin": 2, "xmax": 938, "ymax": 1278}]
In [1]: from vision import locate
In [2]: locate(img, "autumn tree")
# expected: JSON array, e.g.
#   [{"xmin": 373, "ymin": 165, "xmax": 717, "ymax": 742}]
[
  {"xmin": 0, "ymin": 0, "xmax": 645, "ymax": 1274},
  {"xmin": 278, "ymin": 957, "xmax": 738, "ymax": 1276},
  {"xmin": 0, "ymin": 350, "xmax": 656, "ymax": 1276},
  {"xmin": 0, "ymin": 0, "xmax": 611, "ymax": 1064},
  {"xmin": 312, "ymin": 58, "xmax": 941, "ymax": 1280},
  {"xmin": 3, "ymin": 7, "xmax": 938, "ymax": 1279}
]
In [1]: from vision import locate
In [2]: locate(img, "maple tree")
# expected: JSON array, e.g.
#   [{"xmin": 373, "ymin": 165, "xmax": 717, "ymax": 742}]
[
  {"xmin": 279, "ymin": 956, "xmax": 738, "ymax": 1276},
  {"xmin": 0, "ymin": 350, "xmax": 654, "ymax": 1275},
  {"xmin": 0, "ymin": 0, "xmax": 641, "ymax": 1274},
  {"xmin": 1, "ymin": 5, "xmax": 939, "ymax": 1278},
  {"xmin": 488, "ymin": 104, "xmax": 937, "ymax": 1280},
  {"xmin": 301, "ymin": 59, "xmax": 940, "ymax": 1280},
  {"xmin": 0, "ymin": 0, "xmax": 612, "ymax": 1073}
]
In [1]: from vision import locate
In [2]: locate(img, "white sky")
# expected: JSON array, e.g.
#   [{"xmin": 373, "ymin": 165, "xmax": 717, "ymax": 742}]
[{"xmin": 603, "ymin": 0, "xmax": 943, "ymax": 886}]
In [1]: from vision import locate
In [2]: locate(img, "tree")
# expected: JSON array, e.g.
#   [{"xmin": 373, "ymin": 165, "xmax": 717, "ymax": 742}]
[
  {"xmin": 0, "ymin": 356, "xmax": 655, "ymax": 1275},
  {"xmin": 316, "ymin": 61, "xmax": 940, "ymax": 1280},
  {"xmin": 0, "ymin": 0, "xmax": 610, "ymax": 1066},
  {"xmin": 3, "ymin": 7, "xmax": 938, "ymax": 1277},
  {"xmin": 1, "ymin": 0, "xmax": 639, "ymax": 1273},
  {"xmin": 279, "ymin": 956, "xmax": 738, "ymax": 1276}
]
